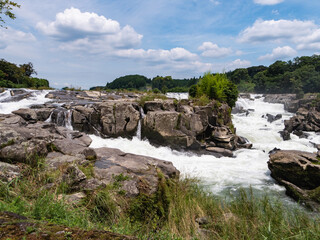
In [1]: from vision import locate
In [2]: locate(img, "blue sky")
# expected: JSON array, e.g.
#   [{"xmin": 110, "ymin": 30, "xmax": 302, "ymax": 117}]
[{"xmin": 1, "ymin": 0, "xmax": 320, "ymax": 89}]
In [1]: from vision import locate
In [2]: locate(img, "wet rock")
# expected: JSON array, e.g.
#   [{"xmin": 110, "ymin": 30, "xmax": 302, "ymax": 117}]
[
  {"xmin": 279, "ymin": 130, "xmax": 291, "ymax": 141},
  {"xmin": 266, "ymin": 113, "xmax": 282, "ymax": 123},
  {"xmin": 206, "ymin": 147, "xmax": 233, "ymax": 157}
]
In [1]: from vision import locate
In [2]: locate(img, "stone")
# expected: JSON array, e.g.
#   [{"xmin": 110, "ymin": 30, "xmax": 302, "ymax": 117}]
[
  {"xmin": 61, "ymin": 165, "xmax": 86, "ymax": 188},
  {"xmin": 93, "ymin": 147, "xmax": 179, "ymax": 196},
  {"xmin": 12, "ymin": 108, "xmax": 37, "ymax": 122},
  {"xmin": 64, "ymin": 192, "xmax": 86, "ymax": 204},
  {"xmin": 195, "ymin": 217, "xmax": 209, "ymax": 225},
  {"xmin": 45, "ymin": 154, "xmax": 87, "ymax": 170},
  {"xmin": 0, "ymin": 161, "xmax": 20, "ymax": 182},
  {"xmin": 206, "ymin": 147, "xmax": 233, "ymax": 157}
]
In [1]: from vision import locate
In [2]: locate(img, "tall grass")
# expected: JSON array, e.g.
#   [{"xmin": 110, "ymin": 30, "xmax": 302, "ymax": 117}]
[{"xmin": 0, "ymin": 162, "xmax": 319, "ymax": 239}]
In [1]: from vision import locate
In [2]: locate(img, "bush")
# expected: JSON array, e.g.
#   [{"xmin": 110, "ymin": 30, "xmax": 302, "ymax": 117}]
[{"xmin": 192, "ymin": 72, "xmax": 238, "ymax": 107}]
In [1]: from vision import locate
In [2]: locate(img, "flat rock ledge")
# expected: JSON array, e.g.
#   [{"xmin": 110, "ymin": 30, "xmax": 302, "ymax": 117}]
[{"xmin": 268, "ymin": 149, "xmax": 320, "ymax": 210}]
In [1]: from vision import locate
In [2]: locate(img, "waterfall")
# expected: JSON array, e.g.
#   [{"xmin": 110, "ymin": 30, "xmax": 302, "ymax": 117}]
[
  {"xmin": 136, "ymin": 106, "xmax": 145, "ymax": 140},
  {"xmin": 64, "ymin": 109, "xmax": 73, "ymax": 130}
]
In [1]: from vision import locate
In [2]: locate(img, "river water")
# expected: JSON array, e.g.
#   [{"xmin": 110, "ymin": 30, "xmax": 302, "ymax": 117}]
[{"xmin": 1, "ymin": 89, "xmax": 320, "ymax": 204}]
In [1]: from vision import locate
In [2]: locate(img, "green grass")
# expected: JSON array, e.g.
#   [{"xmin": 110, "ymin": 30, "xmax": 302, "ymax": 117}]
[
  {"xmin": 137, "ymin": 93, "xmax": 168, "ymax": 106},
  {"xmin": 0, "ymin": 159, "xmax": 320, "ymax": 239}
]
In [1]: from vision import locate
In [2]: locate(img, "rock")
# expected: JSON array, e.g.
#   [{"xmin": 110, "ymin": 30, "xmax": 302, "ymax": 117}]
[
  {"xmin": 195, "ymin": 217, "xmax": 209, "ymax": 225},
  {"xmin": 206, "ymin": 147, "xmax": 233, "ymax": 157},
  {"xmin": 284, "ymin": 108, "xmax": 320, "ymax": 134},
  {"xmin": 268, "ymin": 150, "xmax": 320, "ymax": 209},
  {"xmin": 98, "ymin": 101, "xmax": 140, "ymax": 137},
  {"xmin": 12, "ymin": 108, "xmax": 37, "ymax": 123},
  {"xmin": 61, "ymin": 165, "xmax": 86, "ymax": 187},
  {"xmin": 93, "ymin": 147, "xmax": 179, "ymax": 197},
  {"xmin": 0, "ymin": 161, "xmax": 20, "ymax": 182},
  {"xmin": 279, "ymin": 130, "xmax": 291, "ymax": 141},
  {"xmin": 45, "ymin": 153, "xmax": 87, "ymax": 170},
  {"xmin": 64, "ymin": 192, "xmax": 86, "ymax": 204},
  {"xmin": 266, "ymin": 113, "xmax": 282, "ymax": 123},
  {"xmin": 79, "ymin": 178, "xmax": 105, "ymax": 191}
]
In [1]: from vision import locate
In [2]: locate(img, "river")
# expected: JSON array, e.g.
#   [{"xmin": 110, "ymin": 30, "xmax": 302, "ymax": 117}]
[{"xmin": 1, "ymin": 89, "xmax": 319, "ymax": 205}]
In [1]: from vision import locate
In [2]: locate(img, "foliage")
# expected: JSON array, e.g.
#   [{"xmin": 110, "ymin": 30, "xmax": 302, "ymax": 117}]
[
  {"xmin": 106, "ymin": 74, "xmax": 150, "ymax": 90},
  {"xmin": 152, "ymin": 75, "xmax": 199, "ymax": 93},
  {"xmin": 190, "ymin": 72, "xmax": 238, "ymax": 107},
  {"xmin": 137, "ymin": 92, "xmax": 168, "ymax": 106},
  {"xmin": 227, "ymin": 54, "xmax": 320, "ymax": 94},
  {"xmin": 0, "ymin": 0, "xmax": 20, "ymax": 28},
  {"xmin": 0, "ymin": 59, "xmax": 49, "ymax": 88}
]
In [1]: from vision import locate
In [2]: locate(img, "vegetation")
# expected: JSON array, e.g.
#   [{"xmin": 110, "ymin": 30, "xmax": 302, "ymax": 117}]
[
  {"xmin": 0, "ymin": 59, "xmax": 50, "ymax": 88},
  {"xmin": 1, "ymin": 160, "xmax": 320, "ymax": 240},
  {"xmin": 106, "ymin": 74, "xmax": 151, "ymax": 90},
  {"xmin": 0, "ymin": 0, "xmax": 20, "ymax": 28},
  {"xmin": 151, "ymin": 76, "xmax": 198, "ymax": 93},
  {"xmin": 189, "ymin": 72, "xmax": 238, "ymax": 108},
  {"xmin": 227, "ymin": 55, "xmax": 320, "ymax": 94}
]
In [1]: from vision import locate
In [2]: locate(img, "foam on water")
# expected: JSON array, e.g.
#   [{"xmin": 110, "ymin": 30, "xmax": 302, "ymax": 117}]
[{"xmin": 0, "ymin": 89, "xmax": 51, "ymax": 114}]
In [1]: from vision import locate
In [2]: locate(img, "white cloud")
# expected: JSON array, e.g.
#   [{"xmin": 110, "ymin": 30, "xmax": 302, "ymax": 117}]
[
  {"xmin": 198, "ymin": 42, "xmax": 232, "ymax": 58},
  {"xmin": 37, "ymin": 7, "xmax": 142, "ymax": 51},
  {"xmin": 115, "ymin": 47, "xmax": 197, "ymax": 62},
  {"xmin": 253, "ymin": 0, "xmax": 284, "ymax": 5},
  {"xmin": 0, "ymin": 27, "xmax": 36, "ymax": 49},
  {"xmin": 238, "ymin": 19, "xmax": 316, "ymax": 43},
  {"xmin": 226, "ymin": 59, "xmax": 251, "ymax": 71},
  {"xmin": 258, "ymin": 46, "xmax": 297, "ymax": 61}
]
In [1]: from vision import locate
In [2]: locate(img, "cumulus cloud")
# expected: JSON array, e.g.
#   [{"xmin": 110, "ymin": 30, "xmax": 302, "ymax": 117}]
[
  {"xmin": 37, "ymin": 7, "xmax": 142, "ymax": 50},
  {"xmin": 258, "ymin": 46, "xmax": 297, "ymax": 61},
  {"xmin": 198, "ymin": 42, "xmax": 232, "ymax": 58},
  {"xmin": 253, "ymin": 0, "xmax": 284, "ymax": 5},
  {"xmin": 238, "ymin": 19, "xmax": 316, "ymax": 43},
  {"xmin": 0, "ymin": 27, "xmax": 35, "ymax": 49},
  {"xmin": 115, "ymin": 47, "xmax": 197, "ymax": 62}
]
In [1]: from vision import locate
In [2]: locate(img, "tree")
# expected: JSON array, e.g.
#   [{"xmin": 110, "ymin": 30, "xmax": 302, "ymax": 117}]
[
  {"xmin": 0, "ymin": 0, "xmax": 20, "ymax": 28},
  {"xmin": 20, "ymin": 62, "xmax": 37, "ymax": 77}
]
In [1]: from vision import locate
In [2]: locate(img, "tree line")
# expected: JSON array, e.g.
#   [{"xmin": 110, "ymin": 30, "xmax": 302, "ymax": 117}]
[
  {"xmin": 227, "ymin": 55, "xmax": 320, "ymax": 95},
  {"xmin": 0, "ymin": 59, "xmax": 49, "ymax": 88}
]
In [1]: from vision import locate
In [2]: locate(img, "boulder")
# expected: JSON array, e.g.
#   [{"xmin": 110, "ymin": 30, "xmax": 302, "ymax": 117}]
[
  {"xmin": 93, "ymin": 147, "xmax": 179, "ymax": 197},
  {"xmin": 12, "ymin": 108, "xmax": 37, "ymax": 123},
  {"xmin": 268, "ymin": 149, "xmax": 320, "ymax": 209}
]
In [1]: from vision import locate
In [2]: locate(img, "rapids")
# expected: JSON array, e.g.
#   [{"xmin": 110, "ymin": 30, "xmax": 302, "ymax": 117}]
[{"xmin": 1, "ymin": 89, "xmax": 319, "ymax": 203}]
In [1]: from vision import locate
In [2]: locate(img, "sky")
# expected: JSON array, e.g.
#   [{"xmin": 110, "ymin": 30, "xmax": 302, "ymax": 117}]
[{"xmin": 1, "ymin": 0, "xmax": 320, "ymax": 89}]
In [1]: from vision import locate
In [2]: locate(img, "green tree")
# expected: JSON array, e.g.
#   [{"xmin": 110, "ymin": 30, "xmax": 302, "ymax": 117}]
[
  {"xmin": 20, "ymin": 62, "xmax": 37, "ymax": 77},
  {"xmin": 0, "ymin": 0, "xmax": 20, "ymax": 28}
]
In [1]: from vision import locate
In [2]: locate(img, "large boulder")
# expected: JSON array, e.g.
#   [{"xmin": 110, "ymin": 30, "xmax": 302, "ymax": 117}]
[
  {"xmin": 93, "ymin": 147, "xmax": 179, "ymax": 197},
  {"xmin": 268, "ymin": 149, "xmax": 320, "ymax": 210}
]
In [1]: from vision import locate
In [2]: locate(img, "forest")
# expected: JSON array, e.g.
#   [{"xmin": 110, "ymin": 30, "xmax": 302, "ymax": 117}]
[
  {"xmin": 0, "ymin": 59, "xmax": 49, "ymax": 88},
  {"xmin": 227, "ymin": 55, "xmax": 320, "ymax": 95}
]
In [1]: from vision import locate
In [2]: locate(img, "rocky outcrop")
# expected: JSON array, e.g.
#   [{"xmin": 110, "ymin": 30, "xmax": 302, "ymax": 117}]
[
  {"xmin": 268, "ymin": 149, "xmax": 320, "ymax": 210},
  {"xmin": 0, "ymin": 111, "xmax": 179, "ymax": 198},
  {"xmin": 284, "ymin": 108, "xmax": 320, "ymax": 135},
  {"xmin": 141, "ymin": 99, "xmax": 251, "ymax": 155}
]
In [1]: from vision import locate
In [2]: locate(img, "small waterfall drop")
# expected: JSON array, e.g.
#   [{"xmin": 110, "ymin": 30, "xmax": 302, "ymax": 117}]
[
  {"xmin": 64, "ymin": 109, "xmax": 73, "ymax": 130},
  {"xmin": 136, "ymin": 106, "xmax": 145, "ymax": 140}
]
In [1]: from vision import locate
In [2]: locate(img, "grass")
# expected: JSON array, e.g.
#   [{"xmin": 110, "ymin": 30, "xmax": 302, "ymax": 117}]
[{"xmin": 0, "ymin": 158, "xmax": 320, "ymax": 239}]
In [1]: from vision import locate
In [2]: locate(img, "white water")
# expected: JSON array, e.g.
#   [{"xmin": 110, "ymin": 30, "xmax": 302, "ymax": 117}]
[
  {"xmin": 1, "ymin": 90, "xmax": 319, "ymax": 201},
  {"xmin": 166, "ymin": 92, "xmax": 189, "ymax": 100},
  {"xmin": 0, "ymin": 89, "xmax": 51, "ymax": 114}
]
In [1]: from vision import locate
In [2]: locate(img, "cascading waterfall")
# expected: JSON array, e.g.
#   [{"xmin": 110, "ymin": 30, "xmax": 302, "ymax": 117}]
[
  {"xmin": 64, "ymin": 109, "xmax": 73, "ymax": 130},
  {"xmin": 136, "ymin": 106, "xmax": 145, "ymax": 140}
]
